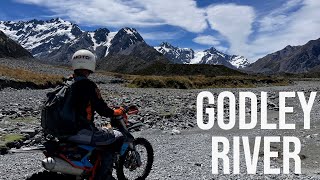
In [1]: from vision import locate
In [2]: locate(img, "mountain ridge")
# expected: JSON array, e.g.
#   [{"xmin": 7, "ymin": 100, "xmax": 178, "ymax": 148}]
[
  {"xmin": 0, "ymin": 30, "xmax": 33, "ymax": 59},
  {"xmin": 155, "ymin": 42, "xmax": 250, "ymax": 69},
  {"xmin": 247, "ymin": 38, "xmax": 320, "ymax": 73},
  {"xmin": 0, "ymin": 18, "xmax": 149, "ymax": 63},
  {"xmin": 0, "ymin": 18, "xmax": 250, "ymax": 70}
]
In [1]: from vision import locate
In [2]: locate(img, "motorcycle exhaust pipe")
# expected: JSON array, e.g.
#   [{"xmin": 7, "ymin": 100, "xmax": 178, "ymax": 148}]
[{"xmin": 42, "ymin": 157, "xmax": 84, "ymax": 176}]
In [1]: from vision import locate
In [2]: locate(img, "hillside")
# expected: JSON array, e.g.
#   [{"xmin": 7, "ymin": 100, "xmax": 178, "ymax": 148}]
[
  {"xmin": 133, "ymin": 62, "xmax": 246, "ymax": 76},
  {"xmin": 97, "ymin": 42, "xmax": 169, "ymax": 73},
  {"xmin": 247, "ymin": 38, "xmax": 320, "ymax": 73},
  {"xmin": 0, "ymin": 31, "xmax": 33, "ymax": 58}
]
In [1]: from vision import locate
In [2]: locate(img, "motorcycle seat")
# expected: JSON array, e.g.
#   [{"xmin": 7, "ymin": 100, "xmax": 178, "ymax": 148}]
[
  {"xmin": 66, "ymin": 129, "xmax": 124, "ymax": 146},
  {"xmin": 67, "ymin": 129, "xmax": 93, "ymax": 145}
]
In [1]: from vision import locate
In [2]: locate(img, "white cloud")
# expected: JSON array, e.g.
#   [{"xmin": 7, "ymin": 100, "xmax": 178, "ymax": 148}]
[
  {"xmin": 206, "ymin": 4, "xmax": 255, "ymax": 57},
  {"xmin": 141, "ymin": 31, "xmax": 184, "ymax": 40},
  {"xmin": 215, "ymin": 46, "xmax": 228, "ymax": 53},
  {"xmin": 206, "ymin": 1, "xmax": 320, "ymax": 62},
  {"xmin": 248, "ymin": 0, "xmax": 320, "ymax": 61},
  {"xmin": 15, "ymin": 0, "xmax": 207, "ymax": 33},
  {"xmin": 258, "ymin": 0, "xmax": 303, "ymax": 32},
  {"xmin": 192, "ymin": 35, "xmax": 220, "ymax": 46},
  {"xmin": 138, "ymin": 0, "xmax": 207, "ymax": 33}
]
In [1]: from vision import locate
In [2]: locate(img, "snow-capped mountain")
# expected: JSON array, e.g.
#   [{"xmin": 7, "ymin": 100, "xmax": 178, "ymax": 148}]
[
  {"xmin": 229, "ymin": 55, "xmax": 250, "ymax": 68},
  {"xmin": 0, "ymin": 18, "xmax": 146, "ymax": 63},
  {"xmin": 154, "ymin": 42, "xmax": 194, "ymax": 64},
  {"xmin": 192, "ymin": 47, "xmax": 234, "ymax": 68},
  {"xmin": 0, "ymin": 18, "xmax": 249, "ymax": 70},
  {"xmin": 155, "ymin": 42, "xmax": 250, "ymax": 69}
]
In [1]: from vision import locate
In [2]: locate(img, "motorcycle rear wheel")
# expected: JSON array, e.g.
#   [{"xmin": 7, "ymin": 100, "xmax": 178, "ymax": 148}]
[{"xmin": 116, "ymin": 137, "xmax": 154, "ymax": 180}]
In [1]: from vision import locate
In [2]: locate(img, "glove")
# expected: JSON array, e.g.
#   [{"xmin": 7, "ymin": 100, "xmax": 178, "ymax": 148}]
[{"xmin": 113, "ymin": 106, "xmax": 128, "ymax": 116}]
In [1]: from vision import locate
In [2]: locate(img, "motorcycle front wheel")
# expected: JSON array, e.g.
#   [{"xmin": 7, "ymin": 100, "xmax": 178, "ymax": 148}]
[{"xmin": 116, "ymin": 137, "xmax": 154, "ymax": 180}]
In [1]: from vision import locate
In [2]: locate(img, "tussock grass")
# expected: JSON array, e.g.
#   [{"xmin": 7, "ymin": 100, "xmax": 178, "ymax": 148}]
[
  {"xmin": 0, "ymin": 134, "xmax": 24, "ymax": 143},
  {"xmin": 12, "ymin": 116, "xmax": 37, "ymax": 123},
  {"xmin": 0, "ymin": 65, "xmax": 63, "ymax": 86},
  {"xmin": 98, "ymin": 63, "xmax": 290, "ymax": 89},
  {"xmin": 0, "ymin": 134, "xmax": 25, "ymax": 145},
  {"xmin": 127, "ymin": 75, "xmax": 290, "ymax": 89}
]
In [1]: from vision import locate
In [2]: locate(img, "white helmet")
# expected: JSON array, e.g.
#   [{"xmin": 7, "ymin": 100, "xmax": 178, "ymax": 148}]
[{"xmin": 71, "ymin": 49, "xmax": 96, "ymax": 72}]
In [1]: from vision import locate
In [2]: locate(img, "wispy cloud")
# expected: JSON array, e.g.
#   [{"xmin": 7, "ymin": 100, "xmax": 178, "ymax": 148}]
[
  {"xmin": 192, "ymin": 35, "xmax": 220, "ymax": 46},
  {"xmin": 138, "ymin": 0, "xmax": 208, "ymax": 33},
  {"xmin": 248, "ymin": 0, "xmax": 320, "ymax": 60},
  {"xmin": 15, "ymin": 0, "xmax": 207, "ymax": 33},
  {"xmin": 205, "ymin": 0, "xmax": 320, "ymax": 61},
  {"xmin": 258, "ymin": 0, "xmax": 304, "ymax": 32},
  {"xmin": 141, "ymin": 31, "xmax": 185, "ymax": 40},
  {"xmin": 206, "ymin": 4, "xmax": 255, "ymax": 57}
]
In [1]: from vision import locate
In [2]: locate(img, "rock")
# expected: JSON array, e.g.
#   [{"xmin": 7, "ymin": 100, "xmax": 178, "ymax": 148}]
[
  {"xmin": 5, "ymin": 141, "xmax": 15, "ymax": 149},
  {"xmin": 194, "ymin": 163, "xmax": 202, "ymax": 167},
  {"xmin": 188, "ymin": 122, "xmax": 194, "ymax": 128},
  {"xmin": 23, "ymin": 134, "xmax": 30, "ymax": 140},
  {"xmin": 299, "ymin": 154, "xmax": 307, "ymax": 160},
  {"xmin": 0, "ymin": 128, "xmax": 5, "ymax": 135},
  {"xmin": 0, "ymin": 146, "xmax": 8, "ymax": 155},
  {"xmin": 20, "ymin": 129, "xmax": 37, "ymax": 138},
  {"xmin": 171, "ymin": 129, "xmax": 181, "ymax": 135},
  {"xmin": 34, "ymin": 135, "xmax": 42, "ymax": 144},
  {"xmin": 306, "ymin": 135, "xmax": 311, "ymax": 139},
  {"xmin": 23, "ymin": 140, "xmax": 31, "ymax": 145},
  {"xmin": 13, "ymin": 141, "xmax": 21, "ymax": 149}
]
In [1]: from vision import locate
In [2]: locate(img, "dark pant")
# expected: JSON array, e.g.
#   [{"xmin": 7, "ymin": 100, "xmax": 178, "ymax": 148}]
[
  {"xmin": 67, "ymin": 128, "xmax": 123, "ymax": 145},
  {"xmin": 67, "ymin": 128, "xmax": 123, "ymax": 180}
]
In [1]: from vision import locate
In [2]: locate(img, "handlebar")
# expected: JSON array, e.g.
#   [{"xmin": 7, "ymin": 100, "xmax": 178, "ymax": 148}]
[{"xmin": 127, "ymin": 109, "xmax": 139, "ymax": 115}]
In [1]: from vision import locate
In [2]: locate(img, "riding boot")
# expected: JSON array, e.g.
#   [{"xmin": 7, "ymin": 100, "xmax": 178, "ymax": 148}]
[{"xmin": 94, "ymin": 152, "xmax": 115, "ymax": 180}]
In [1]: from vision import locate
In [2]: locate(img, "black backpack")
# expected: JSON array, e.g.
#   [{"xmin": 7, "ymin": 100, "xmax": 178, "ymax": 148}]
[{"xmin": 41, "ymin": 79, "xmax": 77, "ymax": 137}]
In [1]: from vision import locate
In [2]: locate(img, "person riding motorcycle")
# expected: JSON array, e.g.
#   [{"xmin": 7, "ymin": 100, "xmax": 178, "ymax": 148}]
[{"xmin": 68, "ymin": 49, "xmax": 125, "ymax": 180}]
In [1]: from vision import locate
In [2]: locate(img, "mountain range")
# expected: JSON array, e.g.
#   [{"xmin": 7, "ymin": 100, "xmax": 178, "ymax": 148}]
[
  {"xmin": 0, "ymin": 18, "xmax": 146, "ymax": 62},
  {"xmin": 0, "ymin": 18, "xmax": 249, "ymax": 70},
  {"xmin": 154, "ymin": 42, "xmax": 250, "ymax": 69},
  {"xmin": 1, "ymin": 18, "xmax": 319, "ymax": 74}
]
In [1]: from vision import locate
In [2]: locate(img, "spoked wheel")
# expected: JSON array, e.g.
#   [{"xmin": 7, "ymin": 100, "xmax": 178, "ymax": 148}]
[
  {"xmin": 26, "ymin": 171, "xmax": 76, "ymax": 180},
  {"xmin": 116, "ymin": 138, "xmax": 154, "ymax": 180}
]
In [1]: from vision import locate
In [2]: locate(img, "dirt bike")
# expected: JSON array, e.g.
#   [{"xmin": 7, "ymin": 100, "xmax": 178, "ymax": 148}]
[{"xmin": 27, "ymin": 105, "xmax": 154, "ymax": 180}]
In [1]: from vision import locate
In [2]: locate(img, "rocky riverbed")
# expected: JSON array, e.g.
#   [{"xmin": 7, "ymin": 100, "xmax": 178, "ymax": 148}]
[{"xmin": 0, "ymin": 61, "xmax": 320, "ymax": 179}]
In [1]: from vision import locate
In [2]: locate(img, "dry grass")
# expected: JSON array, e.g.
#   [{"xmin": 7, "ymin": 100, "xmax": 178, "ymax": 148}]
[
  {"xmin": 0, "ymin": 65, "xmax": 63, "ymax": 86},
  {"xmin": 126, "ymin": 75, "xmax": 290, "ymax": 89}
]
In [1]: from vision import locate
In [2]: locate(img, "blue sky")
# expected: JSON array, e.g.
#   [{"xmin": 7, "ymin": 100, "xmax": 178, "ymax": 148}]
[{"xmin": 0, "ymin": 0, "xmax": 320, "ymax": 62}]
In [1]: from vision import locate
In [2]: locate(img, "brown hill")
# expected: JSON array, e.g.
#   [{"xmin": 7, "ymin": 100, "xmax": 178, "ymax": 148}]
[
  {"xmin": 0, "ymin": 31, "xmax": 33, "ymax": 59},
  {"xmin": 247, "ymin": 38, "xmax": 320, "ymax": 74}
]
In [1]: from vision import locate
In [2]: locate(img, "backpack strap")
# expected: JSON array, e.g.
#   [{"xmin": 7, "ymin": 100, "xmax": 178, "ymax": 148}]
[
  {"xmin": 63, "ymin": 76, "xmax": 88, "ymax": 86},
  {"xmin": 74, "ymin": 76, "xmax": 87, "ymax": 82}
]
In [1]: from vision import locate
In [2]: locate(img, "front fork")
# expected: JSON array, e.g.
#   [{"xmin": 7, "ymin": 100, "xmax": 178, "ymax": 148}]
[
  {"xmin": 119, "ymin": 141, "xmax": 142, "ymax": 170},
  {"xmin": 117, "ymin": 118, "xmax": 142, "ymax": 169}
]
